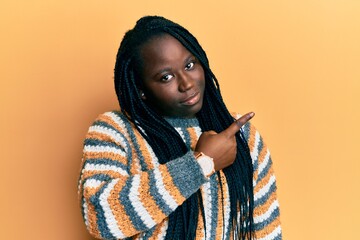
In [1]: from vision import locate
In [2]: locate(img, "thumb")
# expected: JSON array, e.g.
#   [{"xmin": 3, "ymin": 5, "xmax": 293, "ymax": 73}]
[{"xmin": 222, "ymin": 112, "xmax": 255, "ymax": 137}]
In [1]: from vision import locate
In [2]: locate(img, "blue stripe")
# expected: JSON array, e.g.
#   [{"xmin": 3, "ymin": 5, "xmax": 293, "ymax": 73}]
[
  {"xmin": 93, "ymin": 120, "xmax": 119, "ymax": 134},
  {"xmin": 254, "ymin": 207, "xmax": 280, "ymax": 231},
  {"xmin": 84, "ymin": 138, "xmax": 123, "ymax": 150},
  {"xmin": 209, "ymin": 175, "xmax": 219, "ymax": 239},
  {"xmin": 142, "ymin": 225, "xmax": 157, "ymax": 240},
  {"xmin": 89, "ymin": 181, "xmax": 116, "ymax": 239},
  {"xmin": 256, "ymin": 137, "xmax": 264, "ymax": 160},
  {"xmin": 148, "ymin": 170, "xmax": 173, "ymax": 215},
  {"xmin": 82, "ymin": 173, "xmax": 113, "ymax": 183},
  {"xmin": 242, "ymin": 122, "xmax": 252, "ymax": 141},
  {"xmin": 181, "ymin": 127, "xmax": 192, "ymax": 146},
  {"xmin": 257, "ymin": 157, "xmax": 272, "ymax": 184},
  {"xmin": 116, "ymin": 113, "xmax": 147, "ymax": 171},
  {"xmin": 90, "ymin": 120, "xmax": 131, "ymax": 150},
  {"xmin": 254, "ymin": 181, "xmax": 277, "ymax": 207},
  {"xmin": 166, "ymin": 152, "xmax": 205, "ymax": 198},
  {"xmin": 85, "ymin": 158, "xmax": 128, "ymax": 172},
  {"xmin": 119, "ymin": 177, "xmax": 147, "ymax": 231},
  {"xmin": 274, "ymin": 232, "xmax": 283, "ymax": 240}
]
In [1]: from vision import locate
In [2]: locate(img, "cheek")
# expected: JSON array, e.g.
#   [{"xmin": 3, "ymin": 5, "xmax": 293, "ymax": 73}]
[
  {"xmin": 195, "ymin": 68, "xmax": 206, "ymax": 88},
  {"xmin": 195, "ymin": 65, "xmax": 205, "ymax": 79},
  {"xmin": 148, "ymin": 85, "xmax": 178, "ymax": 104}
]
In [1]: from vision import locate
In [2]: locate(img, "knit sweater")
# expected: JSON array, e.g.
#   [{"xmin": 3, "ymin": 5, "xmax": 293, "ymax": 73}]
[{"xmin": 78, "ymin": 111, "xmax": 282, "ymax": 240}]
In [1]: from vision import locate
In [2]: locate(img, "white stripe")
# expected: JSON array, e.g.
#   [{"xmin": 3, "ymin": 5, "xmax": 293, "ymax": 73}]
[
  {"xmin": 258, "ymin": 225, "xmax": 282, "ymax": 240},
  {"xmin": 254, "ymin": 175, "xmax": 276, "ymax": 201},
  {"xmin": 144, "ymin": 141, "xmax": 160, "ymax": 168},
  {"xmin": 254, "ymin": 200, "xmax": 279, "ymax": 223},
  {"xmin": 104, "ymin": 112, "xmax": 142, "ymax": 173},
  {"xmin": 157, "ymin": 220, "xmax": 169, "ymax": 240},
  {"xmin": 82, "ymin": 199, "xmax": 89, "ymax": 228},
  {"xmin": 84, "ymin": 145, "xmax": 125, "ymax": 157},
  {"xmin": 153, "ymin": 168, "xmax": 178, "ymax": 210},
  {"xmin": 105, "ymin": 112, "xmax": 131, "ymax": 139},
  {"xmin": 175, "ymin": 127, "xmax": 186, "ymax": 142},
  {"xmin": 193, "ymin": 126, "xmax": 202, "ymax": 138},
  {"xmin": 89, "ymin": 125, "xmax": 128, "ymax": 149},
  {"xmin": 84, "ymin": 163, "xmax": 129, "ymax": 177},
  {"xmin": 99, "ymin": 179, "xmax": 125, "ymax": 238},
  {"xmin": 257, "ymin": 149, "xmax": 271, "ymax": 176},
  {"xmin": 222, "ymin": 177, "xmax": 231, "ymax": 239},
  {"xmin": 83, "ymin": 179, "xmax": 104, "ymax": 189},
  {"xmin": 201, "ymin": 182, "xmax": 212, "ymax": 240},
  {"xmin": 129, "ymin": 175, "xmax": 156, "ymax": 228},
  {"xmin": 250, "ymin": 131, "xmax": 260, "ymax": 162}
]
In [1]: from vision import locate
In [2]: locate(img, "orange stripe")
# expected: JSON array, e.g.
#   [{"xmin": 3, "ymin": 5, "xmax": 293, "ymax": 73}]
[
  {"xmin": 82, "ymin": 184, "xmax": 104, "ymax": 239},
  {"xmin": 81, "ymin": 170, "xmax": 128, "ymax": 182},
  {"xmin": 86, "ymin": 199, "xmax": 102, "ymax": 238},
  {"xmin": 83, "ymin": 152, "xmax": 127, "ymax": 165},
  {"xmin": 215, "ymin": 174, "xmax": 224, "ymax": 239},
  {"xmin": 254, "ymin": 168, "xmax": 274, "ymax": 194},
  {"xmin": 129, "ymin": 147, "xmax": 140, "ymax": 175},
  {"xmin": 138, "ymin": 172, "xmax": 167, "ymax": 221},
  {"xmin": 86, "ymin": 131, "xmax": 117, "ymax": 144},
  {"xmin": 254, "ymin": 216, "xmax": 281, "ymax": 238},
  {"xmin": 254, "ymin": 191, "xmax": 278, "ymax": 217},
  {"xmin": 257, "ymin": 139, "xmax": 268, "ymax": 166},
  {"xmin": 82, "ymin": 182, "xmax": 106, "ymax": 198},
  {"xmin": 159, "ymin": 165, "xmax": 186, "ymax": 205},
  {"xmin": 151, "ymin": 220, "xmax": 167, "ymax": 239},
  {"xmin": 219, "ymin": 170, "xmax": 230, "ymax": 239},
  {"xmin": 253, "ymin": 142, "xmax": 268, "ymax": 181},
  {"xmin": 97, "ymin": 113, "xmax": 125, "ymax": 133},
  {"xmin": 187, "ymin": 127, "xmax": 199, "ymax": 151},
  {"xmin": 108, "ymin": 178, "xmax": 138, "ymax": 237}
]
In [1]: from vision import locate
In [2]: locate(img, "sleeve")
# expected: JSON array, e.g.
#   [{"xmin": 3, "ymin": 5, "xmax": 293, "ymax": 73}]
[
  {"xmin": 241, "ymin": 121, "xmax": 282, "ymax": 240},
  {"xmin": 78, "ymin": 112, "xmax": 207, "ymax": 239}
]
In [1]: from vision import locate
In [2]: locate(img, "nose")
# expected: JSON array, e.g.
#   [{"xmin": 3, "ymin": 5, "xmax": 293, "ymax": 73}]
[{"xmin": 178, "ymin": 72, "xmax": 194, "ymax": 92}]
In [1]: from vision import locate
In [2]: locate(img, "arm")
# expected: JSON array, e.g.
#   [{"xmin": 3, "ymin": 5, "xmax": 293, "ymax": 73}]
[
  {"xmin": 241, "ymin": 120, "xmax": 282, "ymax": 239},
  {"xmin": 78, "ymin": 112, "xmax": 207, "ymax": 239}
]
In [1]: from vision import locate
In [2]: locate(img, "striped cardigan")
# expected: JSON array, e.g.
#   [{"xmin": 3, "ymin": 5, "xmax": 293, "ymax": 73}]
[{"xmin": 78, "ymin": 111, "xmax": 282, "ymax": 239}]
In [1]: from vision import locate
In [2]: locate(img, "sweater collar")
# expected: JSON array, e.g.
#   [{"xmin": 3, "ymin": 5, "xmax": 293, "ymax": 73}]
[{"xmin": 164, "ymin": 116, "xmax": 200, "ymax": 128}]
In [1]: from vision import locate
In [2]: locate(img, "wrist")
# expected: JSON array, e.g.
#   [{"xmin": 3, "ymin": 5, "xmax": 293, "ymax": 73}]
[{"xmin": 194, "ymin": 152, "xmax": 215, "ymax": 178}]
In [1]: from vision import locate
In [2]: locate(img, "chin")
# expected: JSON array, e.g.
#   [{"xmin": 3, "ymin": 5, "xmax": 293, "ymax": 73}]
[{"xmin": 188, "ymin": 101, "xmax": 203, "ymax": 117}]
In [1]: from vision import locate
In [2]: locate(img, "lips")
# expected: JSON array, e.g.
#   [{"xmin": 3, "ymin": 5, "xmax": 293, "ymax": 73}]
[{"xmin": 180, "ymin": 92, "xmax": 200, "ymax": 106}]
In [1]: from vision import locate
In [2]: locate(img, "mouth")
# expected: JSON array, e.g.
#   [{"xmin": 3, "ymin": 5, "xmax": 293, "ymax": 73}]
[{"xmin": 180, "ymin": 92, "xmax": 200, "ymax": 106}]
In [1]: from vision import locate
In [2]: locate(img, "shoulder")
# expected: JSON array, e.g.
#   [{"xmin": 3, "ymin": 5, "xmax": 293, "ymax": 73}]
[
  {"xmin": 90, "ymin": 110, "xmax": 133, "ymax": 131},
  {"xmin": 85, "ymin": 110, "xmax": 136, "ymax": 143}
]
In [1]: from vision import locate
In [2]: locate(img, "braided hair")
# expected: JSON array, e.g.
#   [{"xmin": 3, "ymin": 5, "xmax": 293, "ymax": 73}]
[{"xmin": 114, "ymin": 16, "xmax": 254, "ymax": 239}]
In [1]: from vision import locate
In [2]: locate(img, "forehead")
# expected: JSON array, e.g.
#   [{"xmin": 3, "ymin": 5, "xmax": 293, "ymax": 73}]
[{"xmin": 139, "ymin": 34, "xmax": 191, "ymax": 68}]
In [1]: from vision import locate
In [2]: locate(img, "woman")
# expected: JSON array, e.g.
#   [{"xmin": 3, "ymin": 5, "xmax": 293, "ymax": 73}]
[{"xmin": 78, "ymin": 16, "xmax": 282, "ymax": 239}]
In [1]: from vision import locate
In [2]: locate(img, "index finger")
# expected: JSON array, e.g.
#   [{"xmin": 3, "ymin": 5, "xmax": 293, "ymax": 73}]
[{"xmin": 222, "ymin": 112, "xmax": 255, "ymax": 137}]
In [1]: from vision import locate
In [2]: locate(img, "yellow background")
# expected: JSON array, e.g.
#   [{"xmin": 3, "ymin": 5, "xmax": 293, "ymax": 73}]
[{"xmin": 1, "ymin": 0, "xmax": 359, "ymax": 239}]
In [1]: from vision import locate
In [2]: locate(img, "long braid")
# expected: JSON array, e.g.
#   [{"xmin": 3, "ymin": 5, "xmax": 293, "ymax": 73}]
[{"xmin": 114, "ymin": 16, "xmax": 254, "ymax": 239}]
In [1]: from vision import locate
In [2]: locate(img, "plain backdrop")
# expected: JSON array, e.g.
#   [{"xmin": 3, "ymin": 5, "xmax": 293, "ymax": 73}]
[{"xmin": 1, "ymin": 0, "xmax": 359, "ymax": 239}]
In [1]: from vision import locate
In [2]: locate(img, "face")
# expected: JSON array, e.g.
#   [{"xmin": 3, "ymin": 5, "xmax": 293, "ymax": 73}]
[{"xmin": 139, "ymin": 34, "xmax": 205, "ymax": 118}]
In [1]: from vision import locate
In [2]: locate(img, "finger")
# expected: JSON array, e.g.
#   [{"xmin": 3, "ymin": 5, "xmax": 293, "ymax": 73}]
[{"xmin": 222, "ymin": 112, "xmax": 255, "ymax": 137}]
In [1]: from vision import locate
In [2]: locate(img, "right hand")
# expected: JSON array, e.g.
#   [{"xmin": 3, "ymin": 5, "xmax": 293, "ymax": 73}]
[{"xmin": 195, "ymin": 112, "xmax": 255, "ymax": 171}]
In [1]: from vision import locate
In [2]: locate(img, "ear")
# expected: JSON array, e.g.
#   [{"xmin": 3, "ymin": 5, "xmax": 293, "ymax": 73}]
[{"xmin": 139, "ymin": 90, "xmax": 146, "ymax": 100}]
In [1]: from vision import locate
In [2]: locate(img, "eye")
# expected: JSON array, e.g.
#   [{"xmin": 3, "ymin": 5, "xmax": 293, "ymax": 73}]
[
  {"xmin": 185, "ymin": 61, "xmax": 195, "ymax": 71},
  {"xmin": 161, "ymin": 74, "xmax": 173, "ymax": 82}
]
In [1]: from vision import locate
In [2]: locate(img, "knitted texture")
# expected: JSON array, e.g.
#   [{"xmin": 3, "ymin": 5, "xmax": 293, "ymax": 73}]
[{"xmin": 78, "ymin": 111, "xmax": 282, "ymax": 239}]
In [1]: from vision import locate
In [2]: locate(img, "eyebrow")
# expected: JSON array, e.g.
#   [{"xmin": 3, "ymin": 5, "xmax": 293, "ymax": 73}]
[
  {"xmin": 152, "ymin": 67, "xmax": 172, "ymax": 79},
  {"xmin": 152, "ymin": 54, "xmax": 195, "ymax": 78}
]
